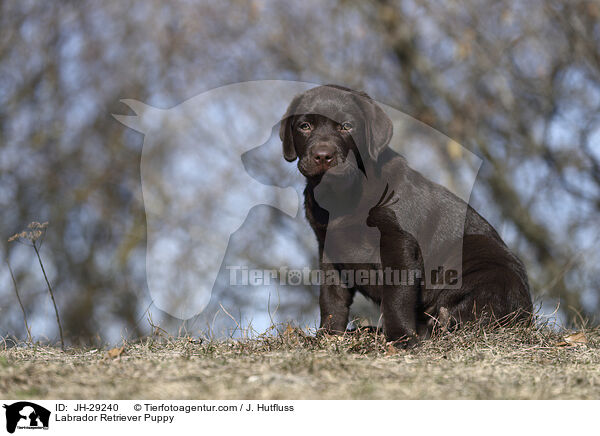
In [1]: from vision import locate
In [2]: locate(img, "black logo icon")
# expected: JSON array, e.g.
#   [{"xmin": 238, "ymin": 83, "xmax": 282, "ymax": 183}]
[{"xmin": 2, "ymin": 402, "xmax": 50, "ymax": 434}]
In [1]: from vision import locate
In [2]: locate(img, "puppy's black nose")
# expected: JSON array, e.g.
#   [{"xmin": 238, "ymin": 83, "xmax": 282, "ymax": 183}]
[
  {"xmin": 312, "ymin": 145, "xmax": 335, "ymax": 165},
  {"xmin": 314, "ymin": 150, "xmax": 333, "ymax": 163}
]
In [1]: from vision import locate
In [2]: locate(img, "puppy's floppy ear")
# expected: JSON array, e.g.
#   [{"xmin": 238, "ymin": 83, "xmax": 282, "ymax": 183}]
[
  {"xmin": 279, "ymin": 94, "xmax": 302, "ymax": 162},
  {"xmin": 356, "ymin": 92, "xmax": 393, "ymax": 161}
]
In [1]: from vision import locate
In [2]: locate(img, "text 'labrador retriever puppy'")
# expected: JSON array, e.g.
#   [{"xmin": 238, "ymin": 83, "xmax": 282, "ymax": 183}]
[{"xmin": 280, "ymin": 84, "xmax": 533, "ymax": 346}]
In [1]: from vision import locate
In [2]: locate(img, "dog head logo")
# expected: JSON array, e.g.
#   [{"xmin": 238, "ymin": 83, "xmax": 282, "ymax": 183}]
[
  {"xmin": 3, "ymin": 402, "xmax": 50, "ymax": 434},
  {"xmin": 114, "ymin": 81, "xmax": 480, "ymax": 319}
]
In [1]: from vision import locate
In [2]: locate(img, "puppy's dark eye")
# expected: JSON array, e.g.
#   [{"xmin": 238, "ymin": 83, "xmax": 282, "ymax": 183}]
[
  {"xmin": 298, "ymin": 122, "xmax": 311, "ymax": 131},
  {"xmin": 341, "ymin": 122, "xmax": 353, "ymax": 131}
]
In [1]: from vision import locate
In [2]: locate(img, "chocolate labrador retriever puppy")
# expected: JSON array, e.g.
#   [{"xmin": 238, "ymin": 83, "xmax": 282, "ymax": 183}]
[{"xmin": 280, "ymin": 84, "xmax": 532, "ymax": 345}]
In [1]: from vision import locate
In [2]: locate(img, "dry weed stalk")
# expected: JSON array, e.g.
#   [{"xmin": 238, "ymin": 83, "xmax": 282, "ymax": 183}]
[
  {"xmin": 8, "ymin": 222, "xmax": 65, "ymax": 350},
  {"xmin": 6, "ymin": 260, "xmax": 32, "ymax": 343}
]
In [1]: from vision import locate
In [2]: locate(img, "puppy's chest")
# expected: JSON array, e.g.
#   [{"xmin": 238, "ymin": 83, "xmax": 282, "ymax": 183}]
[
  {"xmin": 305, "ymin": 188, "xmax": 389, "ymax": 264},
  {"xmin": 320, "ymin": 223, "xmax": 382, "ymax": 264}
]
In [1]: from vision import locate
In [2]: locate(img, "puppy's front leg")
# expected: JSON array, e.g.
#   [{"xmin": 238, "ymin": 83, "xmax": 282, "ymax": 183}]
[
  {"xmin": 319, "ymin": 266, "xmax": 354, "ymax": 334},
  {"xmin": 380, "ymin": 236, "xmax": 423, "ymax": 346},
  {"xmin": 381, "ymin": 282, "xmax": 419, "ymax": 345}
]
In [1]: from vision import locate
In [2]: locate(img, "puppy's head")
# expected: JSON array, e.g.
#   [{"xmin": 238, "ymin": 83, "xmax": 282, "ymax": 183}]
[{"xmin": 280, "ymin": 85, "xmax": 393, "ymax": 180}]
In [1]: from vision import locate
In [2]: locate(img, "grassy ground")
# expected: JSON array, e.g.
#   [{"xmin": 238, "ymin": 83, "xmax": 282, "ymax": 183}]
[{"xmin": 1, "ymin": 323, "xmax": 599, "ymax": 400}]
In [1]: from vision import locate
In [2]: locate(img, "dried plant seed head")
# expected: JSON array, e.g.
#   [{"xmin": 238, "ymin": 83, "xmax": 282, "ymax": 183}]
[
  {"xmin": 28, "ymin": 221, "xmax": 48, "ymax": 230},
  {"xmin": 8, "ymin": 221, "xmax": 48, "ymax": 243}
]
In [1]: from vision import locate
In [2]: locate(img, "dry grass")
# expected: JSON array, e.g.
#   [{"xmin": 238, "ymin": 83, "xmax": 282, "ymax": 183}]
[{"xmin": 1, "ymin": 322, "xmax": 599, "ymax": 399}]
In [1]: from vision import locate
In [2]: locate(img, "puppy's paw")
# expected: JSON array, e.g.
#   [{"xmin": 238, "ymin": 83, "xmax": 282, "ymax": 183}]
[
  {"xmin": 386, "ymin": 333, "xmax": 420, "ymax": 349},
  {"xmin": 316, "ymin": 326, "xmax": 345, "ymax": 338}
]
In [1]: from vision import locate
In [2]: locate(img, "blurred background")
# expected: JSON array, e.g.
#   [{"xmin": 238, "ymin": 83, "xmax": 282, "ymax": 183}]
[{"xmin": 1, "ymin": 0, "xmax": 599, "ymax": 345}]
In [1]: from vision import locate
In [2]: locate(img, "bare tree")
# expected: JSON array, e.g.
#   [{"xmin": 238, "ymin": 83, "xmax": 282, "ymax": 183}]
[{"xmin": 1, "ymin": 0, "xmax": 598, "ymax": 343}]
